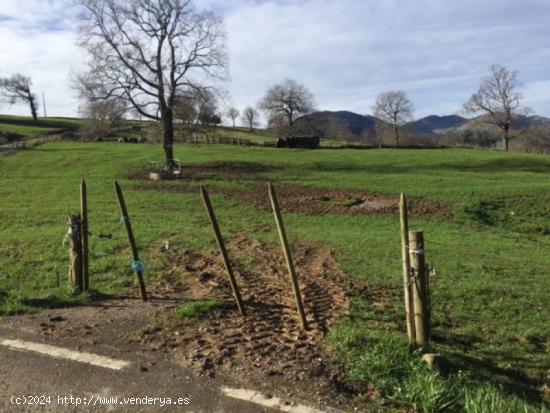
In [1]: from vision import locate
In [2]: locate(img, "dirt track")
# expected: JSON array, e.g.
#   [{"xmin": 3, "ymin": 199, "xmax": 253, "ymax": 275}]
[{"xmin": 138, "ymin": 237, "xmax": 359, "ymax": 407}]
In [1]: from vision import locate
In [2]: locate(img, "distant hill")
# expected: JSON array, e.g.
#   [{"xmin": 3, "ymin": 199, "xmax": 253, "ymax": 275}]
[
  {"xmin": 294, "ymin": 111, "xmax": 550, "ymax": 144},
  {"xmin": 294, "ymin": 111, "xmax": 380, "ymax": 142},
  {"xmin": 405, "ymin": 115, "xmax": 468, "ymax": 135},
  {"xmin": 401, "ymin": 113, "xmax": 550, "ymax": 143}
]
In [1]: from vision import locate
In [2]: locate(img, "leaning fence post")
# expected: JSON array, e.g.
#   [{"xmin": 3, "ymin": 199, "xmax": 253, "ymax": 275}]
[
  {"xmin": 200, "ymin": 186, "xmax": 246, "ymax": 316},
  {"xmin": 410, "ymin": 230, "xmax": 429, "ymax": 349},
  {"xmin": 114, "ymin": 181, "xmax": 148, "ymax": 302},
  {"xmin": 268, "ymin": 183, "xmax": 308, "ymax": 331},
  {"xmin": 400, "ymin": 194, "xmax": 415, "ymax": 345},
  {"xmin": 81, "ymin": 180, "xmax": 90, "ymax": 292}
]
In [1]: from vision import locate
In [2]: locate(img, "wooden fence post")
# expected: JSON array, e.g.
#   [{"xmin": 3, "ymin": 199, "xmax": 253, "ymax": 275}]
[
  {"xmin": 200, "ymin": 186, "xmax": 246, "ymax": 316},
  {"xmin": 81, "ymin": 180, "xmax": 89, "ymax": 291},
  {"xmin": 114, "ymin": 181, "xmax": 148, "ymax": 302},
  {"xmin": 268, "ymin": 183, "xmax": 308, "ymax": 331},
  {"xmin": 410, "ymin": 230, "xmax": 429, "ymax": 349},
  {"xmin": 67, "ymin": 214, "xmax": 83, "ymax": 292},
  {"xmin": 400, "ymin": 193, "xmax": 415, "ymax": 345}
]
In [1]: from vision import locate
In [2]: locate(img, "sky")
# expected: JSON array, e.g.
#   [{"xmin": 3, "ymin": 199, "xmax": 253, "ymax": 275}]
[{"xmin": 1, "ymin": 0, "xmax": 550, "ymax": 124}]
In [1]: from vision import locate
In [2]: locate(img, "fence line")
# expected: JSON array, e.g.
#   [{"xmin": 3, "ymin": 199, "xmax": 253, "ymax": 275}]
[
  {"xmin": 180, "ymin": 135, "xmax": 252, "ymax": 146},
  {"xmin": 0, "ymin": 135, "xmax": 60, "ymax": 155}
]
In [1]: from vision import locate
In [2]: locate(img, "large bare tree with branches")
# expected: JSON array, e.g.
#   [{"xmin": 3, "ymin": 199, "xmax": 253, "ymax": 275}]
[
  {"xmin": 373, "ymin": 90, "xmax": 414, "ymax": 147},
  {"xmin": 0, "ymin": 74, "xmax": 38, "ymax": 120},
  {"xmin": 463, "ymin": 65, "xmax": 530, "ymax": 151},
  {"xmin": 258, "ymin": 79, "xmax": 315, "ymax": 130},
  {"xmin": 75, "ymin": 0, "xmax": 227, "ymax": 168}
]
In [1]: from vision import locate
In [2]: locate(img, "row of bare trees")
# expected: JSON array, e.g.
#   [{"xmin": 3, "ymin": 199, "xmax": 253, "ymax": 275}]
[
  {"xmin": 73, "ymin": 0, "xmax": 312, "ymax": 165},
  {"xmin": 223, "ymin": 106, "xmax": 259, "ymax": 131},
  {"xmin": 223, "ymin": 78, "xmax": 316, "ymax": 135},
  {"xmin": 4, "ymin": 0, "xmax": 538, "ymax": 165},
  {"xmin": 372, "ymin": 64, "xmax": 533, "ymax": 151}
]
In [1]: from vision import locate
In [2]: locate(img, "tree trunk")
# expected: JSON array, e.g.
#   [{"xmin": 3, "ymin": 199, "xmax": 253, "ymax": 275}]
[
  {"xmin": 394, "ymin": 122, "xmax": 399, "ymax": 147},
  {"xmin": 503, "ymin": 124, "xmax": 510, "ymax": 151},
  {"xmin": 29, "ymin": 94, "xmax": 38, "ymax": 121},
  {"xmin": 162, "ymin": 109, "xmax": 176, "ymax": 170}
]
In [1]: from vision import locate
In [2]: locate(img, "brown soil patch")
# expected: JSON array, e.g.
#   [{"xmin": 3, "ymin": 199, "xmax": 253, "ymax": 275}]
[
  {"xmin": 235, "ymin": 185, "xmax": 449, "ymax": 218},
  {"xmin": 131, "ymin": 165, "xmax": 450, "ymax": 218},
  {"xmin": 136, "ymin": 236, "xmax": 361, "ymax": 406}
]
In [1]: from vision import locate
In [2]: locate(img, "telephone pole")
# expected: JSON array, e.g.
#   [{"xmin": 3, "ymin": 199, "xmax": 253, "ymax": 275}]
[{"xmin": 42, "ymin": 92, "xmax": 47, "ymax": 118}]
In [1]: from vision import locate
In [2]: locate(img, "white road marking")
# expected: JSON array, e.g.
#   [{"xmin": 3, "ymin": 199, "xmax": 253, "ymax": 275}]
[
  {"xmin": 0, "ymin": 338, "xmax": 130, "ymax": 370},
  {"xmin": 221, "ymin": 387, "xmax": 338, "ymax": 413}
]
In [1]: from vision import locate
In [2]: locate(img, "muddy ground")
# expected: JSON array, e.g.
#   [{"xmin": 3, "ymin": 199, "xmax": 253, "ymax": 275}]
[
  {"xmin": 140, "ymin": 236, "xmax": 362, "ymax": 408},
  {"xmin": 131, "ymin": 164, "xmax": 451, "ymax": 219}
]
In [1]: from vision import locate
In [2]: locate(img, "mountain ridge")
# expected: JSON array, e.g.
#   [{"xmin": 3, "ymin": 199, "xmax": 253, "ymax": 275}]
[{"xmin": 296, "ymin": 110, "xmax": 550, "ymax": 142}]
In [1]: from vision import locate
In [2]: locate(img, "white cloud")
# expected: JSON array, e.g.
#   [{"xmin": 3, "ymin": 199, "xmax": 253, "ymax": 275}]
[
  {"xmin": 0, "ymin": 0, "xmax": 83, "ymax": 117},
  {"xmin": 1, "ymin": 0, "xmax": 550, "ymax": 121}
]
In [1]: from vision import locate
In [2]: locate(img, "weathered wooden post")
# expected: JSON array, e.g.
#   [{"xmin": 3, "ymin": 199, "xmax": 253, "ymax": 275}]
[
  {"xmin": 200, "ymin": 186, "xmax": 246, "ymax": 316},
  {"xmin": 114, "ymin": 181, "xmax": 148, "ymax": 302},
  {"xmin": 268, "ymin": 183, "xmax": 308, "ymax": 331},
  {"xmin": 67, "ymin": 214, "xmax": 84, "ymax": 292},
  {"xmin": 400, "ymin": 193, "xmax": 415, "ymax": 345},
  {"xmin": 80, "ymin": 180, "xmax": 90, "ymax": 291},
  {"xmin": 410, "ymin": 230, "xmax": 429, "ymax": 349}
]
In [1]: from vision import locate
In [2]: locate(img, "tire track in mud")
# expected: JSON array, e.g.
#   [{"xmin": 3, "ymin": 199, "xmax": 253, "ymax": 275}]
[{"xmin": 154, "ymin": 237, "xmax": 352, "ymax": 380}]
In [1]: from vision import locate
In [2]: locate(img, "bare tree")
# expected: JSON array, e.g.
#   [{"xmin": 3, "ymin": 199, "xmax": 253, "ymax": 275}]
[
  {"xmin": 195, "ymin": 89, "xmax": 219, "ymax": 126},
  {"xmin": 80, "ymin": 98, "xmax": 126, "ymax": 139},
  {"xmin": 463, "ymin": 65, "xmax": 530, "ymax": 151},
  {"xmin": 242, "ymin": 106, "xmax": 259, "ymax": 132},
  {"xmin": 227, "ymin": 107, "xmax": 239, "ymax": 127},
  {"xmin": 373, "ymin": 90, "xmax": 414, "ymax": 146},
  {"xmin": 258, "ymin": 79, "xmax": 315, "ymax": 129},
  {"xmin": 516, "ymin": 127, "xmax": 550, "ymax": 154},
  {"xmin": 74, "ymin": 0, "xmax": 227, "ymax": 169},
  {"xmin": 173, "ymin": 94, "xmax": 198, "ymax": 124},
  {"xmin": 0, "ymin": 74, "xmax": 38, "ymax": 120}
]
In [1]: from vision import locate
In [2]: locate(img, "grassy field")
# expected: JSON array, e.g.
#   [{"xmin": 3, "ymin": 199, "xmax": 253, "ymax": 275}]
[
  {"xmin": 0, "ymin": 142, "xmax": 548, "ymax": 412},
  {"xmin": 0, "ymin": 113, "xmax": 349, "ymax": 148},
  {"xmin": 0, "ymin": 115, "xmax": 81, "ymax": 137},
  {"xmin": 211, "ymin": 125, "xmax": 277, "ymax": 144}
]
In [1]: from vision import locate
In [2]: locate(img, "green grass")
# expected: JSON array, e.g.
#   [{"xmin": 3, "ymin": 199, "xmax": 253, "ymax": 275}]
[
  {"xmin": 175, "ymin": 299, "xmax": 229, "ymax": 322},
  {"xmin": 0, "ymin": 114, "xmax": 81, "ymax": 137},
  {"xmin": 212, "ymin": 126, "xmax": 276, "ymax": 144},
  {"xmin": 0, "ymin": 142, "xmax": 548, "ymax": 411}
]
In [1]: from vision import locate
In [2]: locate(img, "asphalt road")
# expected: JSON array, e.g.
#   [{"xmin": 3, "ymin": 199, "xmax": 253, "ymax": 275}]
[
  {"xmin": 0, "ymin": 296, "xmax": 348, "ymax": 413},
  {"xmin": 0, "ymin": 325, "xmax": 276, "ymax": 413}
]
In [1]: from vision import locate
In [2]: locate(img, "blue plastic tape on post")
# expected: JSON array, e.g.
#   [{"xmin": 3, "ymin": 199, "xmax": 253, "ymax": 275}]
[
  {"xmin": 132, "ymin": 260, "xmax": 144, "ymax": 273},
  {"xmin": 120, "ymin": 215, "xmax": 131, "ymax": 224}
]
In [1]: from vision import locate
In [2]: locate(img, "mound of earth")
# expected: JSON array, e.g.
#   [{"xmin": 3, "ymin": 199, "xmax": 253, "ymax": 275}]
[{"xmin": 136, "ymin": 236, "xmax": 359, "ymax": 407}]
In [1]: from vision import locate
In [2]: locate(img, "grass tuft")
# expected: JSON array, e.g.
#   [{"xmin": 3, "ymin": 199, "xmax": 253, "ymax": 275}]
[{"xmin": 174, "ymin": 299, "xmax": 228, "ymax": 322}]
